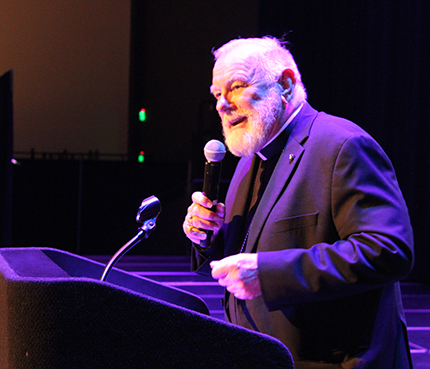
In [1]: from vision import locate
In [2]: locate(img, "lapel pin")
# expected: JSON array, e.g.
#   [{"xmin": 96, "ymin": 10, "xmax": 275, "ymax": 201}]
[{"xmin": 288, "ymin": 154, "xmax": 295, "ymax": 163}]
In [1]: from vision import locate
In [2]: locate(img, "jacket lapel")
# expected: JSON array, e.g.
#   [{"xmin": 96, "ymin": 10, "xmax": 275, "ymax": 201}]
[
  {"xmin": 225, "ymin": 155, "xmax": 258, "ymax": 223},
  {"xmin": 244, "ymin": 103, "xmax": 319, "ymax": 253},
  {"xmin": 223, "ymin": 154, "xmax": 259, "ymax": 256}
]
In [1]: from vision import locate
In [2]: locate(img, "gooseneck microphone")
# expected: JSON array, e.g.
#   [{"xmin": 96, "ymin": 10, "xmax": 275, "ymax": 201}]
[
  {"xmin": 200, "ymin": 139, "xmax": 226, "ymax": 247},
  {"xmin": 100, "ymin": 196, "xmax": 161, "ymax": 282}
]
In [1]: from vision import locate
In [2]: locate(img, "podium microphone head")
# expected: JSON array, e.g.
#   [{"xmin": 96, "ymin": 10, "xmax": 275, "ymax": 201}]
[
  {"xmin": 204, "ymin": 140, "xmax": 226, "ymax": 162},
  {"xmin": 136, "ymin": 196, "xmax": 161, "ymax": 224}
]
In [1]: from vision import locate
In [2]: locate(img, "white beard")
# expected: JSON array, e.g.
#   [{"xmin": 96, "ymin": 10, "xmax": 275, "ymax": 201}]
[{"xmin": 222, "ymin": 88, "xmax": 283, "ymax": 157}]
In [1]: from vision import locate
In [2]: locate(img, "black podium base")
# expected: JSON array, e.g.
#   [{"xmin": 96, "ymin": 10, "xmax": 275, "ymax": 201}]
[{"xmin": 0, "ymin": 247, "xmax": 293, "ymax": 368}]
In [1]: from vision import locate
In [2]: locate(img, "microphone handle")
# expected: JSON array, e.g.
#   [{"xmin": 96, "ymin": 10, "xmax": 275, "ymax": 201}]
[{"xmin": 200, "ymin": 161, "xmax": 222, "ymax": 247}]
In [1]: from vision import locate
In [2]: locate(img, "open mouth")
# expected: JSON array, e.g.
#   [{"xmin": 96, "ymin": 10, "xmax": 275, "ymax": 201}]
[{"xmin": 230, "ymin": 116, "xmax": 247, "ymax": 127}]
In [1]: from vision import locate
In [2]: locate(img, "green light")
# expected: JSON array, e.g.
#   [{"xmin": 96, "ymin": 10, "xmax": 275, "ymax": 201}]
[
  {"xmin": 139, "ymin": 108, "xmax": 146, "ymax": 122},
  {"xmin": 138, "ymin": 151, "xmax": 145, "ymax": 163}
]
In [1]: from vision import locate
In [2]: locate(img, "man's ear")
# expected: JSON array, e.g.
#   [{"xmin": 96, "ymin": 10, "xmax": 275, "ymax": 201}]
[{"xmin": 280, "ymin": 68, "xmax": 296, "ymax": 102}]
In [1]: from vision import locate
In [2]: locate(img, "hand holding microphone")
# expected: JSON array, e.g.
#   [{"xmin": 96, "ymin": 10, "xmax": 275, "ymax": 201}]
[{"xmin": 183, "ymin": 140, "xmax": 226, "ymax": 246}]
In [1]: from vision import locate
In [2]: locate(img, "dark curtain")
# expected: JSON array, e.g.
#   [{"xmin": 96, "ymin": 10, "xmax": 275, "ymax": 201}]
[
  {"xmin": 259, "ymin": 0, "xmax": 430, "ymax": 283},
  {"xmin": 0, "ymin": 71, "xmax": 13, "ymax": 247}
]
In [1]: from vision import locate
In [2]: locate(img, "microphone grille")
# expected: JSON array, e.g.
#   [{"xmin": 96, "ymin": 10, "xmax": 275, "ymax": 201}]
[{"xmin": 204, "ymin": 139, "xmax": 226, "ymax": 162}]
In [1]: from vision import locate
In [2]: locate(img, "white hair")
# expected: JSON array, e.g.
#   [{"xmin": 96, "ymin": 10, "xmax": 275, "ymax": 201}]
[{"xmin": 213, "ymin": 37, "xmax": 307, "ymax": 108}]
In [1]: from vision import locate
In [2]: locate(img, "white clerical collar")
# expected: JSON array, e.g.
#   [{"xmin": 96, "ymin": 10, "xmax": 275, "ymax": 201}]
[{"xmin": 257, "ymin": 103, "xmax": 304, "ymax": 161}]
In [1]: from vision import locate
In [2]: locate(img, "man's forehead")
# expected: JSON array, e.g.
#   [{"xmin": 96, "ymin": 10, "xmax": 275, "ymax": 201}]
[
  {"xmin": 212, "ymin": 54, "xmax": 258, "ymax": 86},
  {"xmin": 218, "ymin": 42, "xmax": 264, "ymax": 61}
]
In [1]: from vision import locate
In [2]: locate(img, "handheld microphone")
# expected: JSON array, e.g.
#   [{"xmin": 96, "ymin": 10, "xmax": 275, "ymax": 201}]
[{"xmin": 200, "ymin": 139, "xmax": 226, "ymax": 247}]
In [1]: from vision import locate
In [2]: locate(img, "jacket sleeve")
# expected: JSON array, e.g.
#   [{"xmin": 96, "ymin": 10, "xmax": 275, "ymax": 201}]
[
  {"xmin": 190, "ymin": 234, "xmax": 225, "ymax": 275},
  {"xmin": 258, "ymin": 133, "xmax": 414, "ymax": 310}
]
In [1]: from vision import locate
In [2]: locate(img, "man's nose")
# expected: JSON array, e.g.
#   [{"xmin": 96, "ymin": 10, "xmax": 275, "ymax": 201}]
[{"xmin": 216, "ymin": 95, "xmax": 233, "ymax": 112}]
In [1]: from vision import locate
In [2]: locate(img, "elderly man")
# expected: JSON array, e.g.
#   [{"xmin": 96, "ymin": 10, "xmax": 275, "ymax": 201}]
[{"xmin": 183, "ymin": 37, "xmax": 414, "ymax": 368}]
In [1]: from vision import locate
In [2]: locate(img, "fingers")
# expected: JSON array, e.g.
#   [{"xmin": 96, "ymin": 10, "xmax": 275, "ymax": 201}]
[
  {"xmin": 190, "ymin": 192, "xmax": 225, "ymax": 219},
  {"xmin": 187, "ymin": 204, "xmax": 219, "ymax": 229},
  {"xmin": 183, "ymin": 192, "xmax": 225, "ymax": 243},
  {"xmin": 212, "ymin": 263, "xmax": 247, "ymax": 297},
  {"xmin": 213, "ymin": 263, "xmax": 252, "ymax": 299},
  {"xmin": 191, "ymin": 191, "xmax": 213, "ymax": 208},
  {"xmin": 225, "ymin": 282, "xmax": 255, "ymax": 300},
  {"xmin": 210, "ymin": 254, "xmax": 258, "ymax": 276},
  {"xmin": 210, "ymin": 254, "xmax": 262, "ymax": 300},
  {"xmin": 210, "ymin": 259, "xmax": 236, "ymax": 279},
  {"xmin": 182, "ymin": 214, "xmax": 206, "ymax": 243},
  {"xmin": 215, "ymin": 203, "xmax": 226, "ymax": 219}
]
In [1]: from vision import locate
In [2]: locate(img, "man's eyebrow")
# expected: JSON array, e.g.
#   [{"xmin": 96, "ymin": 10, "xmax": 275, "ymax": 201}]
[
  {"xmin": 210, "ymin": 76, "xmax": 247, "ymax": 94},
  {"xmin": 209, "ymin": 85, "xmax": 219, "ymax": 95}
]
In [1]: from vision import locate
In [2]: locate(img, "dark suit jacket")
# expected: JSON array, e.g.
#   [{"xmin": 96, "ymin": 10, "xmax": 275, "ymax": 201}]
[{"xmin": 193, "ymin": 103, "xmax": 414, "ymax": 368}]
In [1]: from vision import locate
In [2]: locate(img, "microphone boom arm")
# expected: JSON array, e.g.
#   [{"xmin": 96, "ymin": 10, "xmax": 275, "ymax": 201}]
[{"xmin": 99, "ymin": 196, "xmax": 161, "ymax": 282}]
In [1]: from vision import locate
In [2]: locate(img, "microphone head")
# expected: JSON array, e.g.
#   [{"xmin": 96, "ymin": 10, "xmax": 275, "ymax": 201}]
[
  {"xmin": 204, "ymin": 139, "xmax": 226, "ymax": 162},
  {"xmin": 136, "ymin": 195, "xmax": 161, "ymax": 224}
]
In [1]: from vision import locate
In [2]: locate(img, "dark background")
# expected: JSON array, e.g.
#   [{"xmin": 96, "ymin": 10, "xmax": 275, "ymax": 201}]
[{"xmin": 3, "ymin": 0, "xmax": 430, "ymax": 283}]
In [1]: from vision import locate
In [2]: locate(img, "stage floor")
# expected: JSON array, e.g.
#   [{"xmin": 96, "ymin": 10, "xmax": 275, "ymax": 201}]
[{"xmin": 88, "ymin": 254, "xmax": 430, "ymax": 368}]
